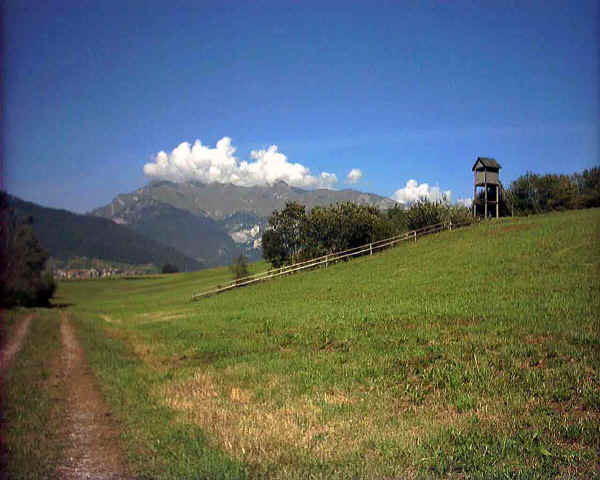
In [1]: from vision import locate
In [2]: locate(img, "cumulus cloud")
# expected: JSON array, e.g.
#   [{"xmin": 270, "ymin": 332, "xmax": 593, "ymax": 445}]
[
  {"xmin": 345, "ymin": 168, "xmax": 363, "ymax": 184},
  {"xmin": 456, "ymin": 197, "xmax": 473, "ymax": 208},
  {"xmin": 143, "ymin": 137, "xmax": 338, "ymax": 189},
  {"xmin": 391, "ymin": 179, "xmax": 451, "ymax": 205}
]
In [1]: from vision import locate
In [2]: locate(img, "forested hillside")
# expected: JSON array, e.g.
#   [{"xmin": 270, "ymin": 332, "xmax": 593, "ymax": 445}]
[
  {"xmin": 93, "ymin": 199, "xmax": 239, "ymax": 267},
  {"xmin": 7, "ymin": 194, "xmax": 202, "ymax": 271}
]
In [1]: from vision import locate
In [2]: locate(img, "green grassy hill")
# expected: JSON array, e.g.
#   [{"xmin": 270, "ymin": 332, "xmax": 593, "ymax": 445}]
[{"xmin": 13, "ymin": 209, "xmax": 600, "ymax": 478}]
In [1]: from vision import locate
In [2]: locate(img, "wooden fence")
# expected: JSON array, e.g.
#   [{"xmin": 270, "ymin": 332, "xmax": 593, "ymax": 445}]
[{"xmin": 191, "ymin": 220, "xmax": 474, "ymax": 300}]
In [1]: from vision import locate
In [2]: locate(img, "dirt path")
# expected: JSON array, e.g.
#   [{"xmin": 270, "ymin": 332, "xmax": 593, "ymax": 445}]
[
  {"xmin": 57, "ymin": 312, "xmax": 132, "ymax": 480},
  {"xmin": 0, "ymin": 314, "xmax": 32, "ymax": 378}
]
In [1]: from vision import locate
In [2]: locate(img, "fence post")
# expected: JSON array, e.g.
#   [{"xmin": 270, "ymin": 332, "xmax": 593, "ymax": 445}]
[
  {"xmin": 369, "ymin": 243, "xmax": 372, "ymax": 255},
  {"xmin": 449, "ymin": 220, "xmax": 452, "ymax": 231},
  {"xmin": 414, "ymin": 231, "xmax": 417, "ymax": 243},
  {"xmin": 325, "ymin": 254, "xmax": 328, "ymax": 268}
]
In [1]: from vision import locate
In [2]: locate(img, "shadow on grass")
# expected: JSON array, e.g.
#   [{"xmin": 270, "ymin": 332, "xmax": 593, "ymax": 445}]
[{"xmin": 49, "ymin": 303, "xmax": 74, "ymax": 309}]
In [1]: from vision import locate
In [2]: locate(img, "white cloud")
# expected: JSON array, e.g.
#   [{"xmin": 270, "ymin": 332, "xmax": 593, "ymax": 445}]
[
  {"xmin": 456, "ymin": 197, "xmax": 473, "ymax": 208},
  {"xmin": 346, "ymin": 168, "xmax": 363, "ymax": 184},
  {"xmin": 391, "ymin": 179, "xmax": 451, "ymax": 205},
  {"xmin": 143, "ymin": 137, "xmax": 338, "ymax": 189},
  {"xmin": 316, "ymin": 171, "xmax": 338, "ymax": 188}
]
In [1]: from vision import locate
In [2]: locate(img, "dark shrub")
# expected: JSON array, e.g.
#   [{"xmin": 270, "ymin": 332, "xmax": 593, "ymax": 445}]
[
  {"xmin": 230, "ymin": 254, "xmax": 249, "ymax": 282},
  {"xmin": 161, "ymin": 263, "xmax": 179, "ymax": 274}
]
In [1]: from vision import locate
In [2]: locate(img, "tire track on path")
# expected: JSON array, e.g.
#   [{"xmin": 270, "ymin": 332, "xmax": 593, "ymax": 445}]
[
  {"xmin": 57, "ymin": 312, "xmax": 133, "ymax": 480},
  {"xmin": 0, "ymin": 314, "xmax": 33, "ymax": 479},
  {"xmin": 0, "ymin": 314, "xmax": 32, "ymax": 378}
]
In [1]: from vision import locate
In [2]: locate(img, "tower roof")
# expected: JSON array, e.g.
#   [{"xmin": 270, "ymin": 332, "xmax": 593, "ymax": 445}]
[{"xmin": 472, "ymin": 157, "xmax": 501, "ymax": 171}]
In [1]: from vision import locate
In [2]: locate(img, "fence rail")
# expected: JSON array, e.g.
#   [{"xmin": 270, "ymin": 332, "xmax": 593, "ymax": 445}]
[{"xmin": 191, "ymin": 220, "xmax": 474, "ymax": 300}]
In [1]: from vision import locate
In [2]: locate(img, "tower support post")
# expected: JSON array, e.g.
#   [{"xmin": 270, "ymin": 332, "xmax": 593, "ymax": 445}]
[
  {"xmin": 496, "ymin": 185, "xmax": 499, "ymax": 218},
  {"xmin": 484, "ymin": 182, "xmax": 488, "ymax": 218}
]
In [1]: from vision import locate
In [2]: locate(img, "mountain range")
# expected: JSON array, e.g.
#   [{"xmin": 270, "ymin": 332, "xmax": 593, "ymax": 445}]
[
  {"xmin": 92, "ymin": 180, "xmax": 395, "ymax": 220},
  {"xmin": 7, "ymin": 181, "xmax": 397, "ymax": 271}
]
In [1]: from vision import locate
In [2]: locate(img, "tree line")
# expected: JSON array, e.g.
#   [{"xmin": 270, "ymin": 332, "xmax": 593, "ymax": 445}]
[
  {"xmin": 507, "ymin": 166, "xmax": 599, "ymax": 215},
  {"xmin": 262, "ymin": 200, "xmax": 473, "ymax": 267},
  {"xmin": 262, "ymin": 166, "xmax": 599, "ymax": 269}
]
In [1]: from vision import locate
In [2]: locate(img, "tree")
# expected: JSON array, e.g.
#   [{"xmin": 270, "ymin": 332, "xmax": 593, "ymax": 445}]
[
  {"xmin": 261, "ymin": 229, "xmax": 287, "ymax": 268},
  {"xmin": 319, "ymin": 202, "xmax": 392, "ymax": 254},
  {"xmin": 404, "ymin": 199, "xmax": 449, "ymax": 230},
  {"xmin": 387, "ymin": 204, "xmax": 409, "ymax": 234},
  {"xmin": 1, "ymin": 193, "xmax": 55, "ymax": 307},
  {"xmin": 263, "ymin": 201, "xmax": 394, "ymax": 266},
  {"xmin": 300, "ymin": 205, "xmax": 337, "ymax": 259},
  {"xmin": 572, "ymin": 167, "xmax": 600, "ymax": 208},
  {"xmin": 262, "ymin": 202, "xmax": 306, "ymax": 267},
  {"xmin": 301, "ymin": 202, "xmax": 392, "ymax": 258},
  {"xmin": 230, "ymin": 253, "xmax": 249, "ymax": 282},
  {"xmin": 161, "ymin": 263, "xmax": 179, "ymax": 274},
  {"xmin": 541, "ymin": 174, "xmax": 577, "ymax": 211},
  {"xmin": 448, "ymin": 204, "xmax": 474, "ymax": 225},
  {"xmin": 508, "ymin": 172, "xmax": 579, "ymax": 215}
]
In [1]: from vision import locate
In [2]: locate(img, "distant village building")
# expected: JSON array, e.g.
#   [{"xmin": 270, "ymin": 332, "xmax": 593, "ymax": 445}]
[
  {"xmin": 53, "ymin": 267, "xmax": 122, "ymax": 280},
  {"xmin": 55, "ymin": 269, "xmax": 68, "ymax": 280},
  {"xmin": 473, "ymin": 157, "xmax": 501, "ymax": 218}
]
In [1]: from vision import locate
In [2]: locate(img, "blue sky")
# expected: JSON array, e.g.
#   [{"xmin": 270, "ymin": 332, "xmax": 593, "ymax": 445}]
[{"xmin": 3, "ymin": 0, "xmax": 598, "ymax": 212}]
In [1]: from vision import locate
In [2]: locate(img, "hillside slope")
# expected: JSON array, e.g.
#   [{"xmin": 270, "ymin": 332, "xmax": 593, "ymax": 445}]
[
  {"xmin": 59, "ymin": 208, "xmax": 600, "ymax": 479},
  {"xmin": 7, "ymin": 194, "xmax": 203, "ymax": 271}
]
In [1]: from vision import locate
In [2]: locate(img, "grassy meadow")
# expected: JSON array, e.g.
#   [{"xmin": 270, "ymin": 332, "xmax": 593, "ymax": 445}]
[{"xmin": 3, "ymin": 208, "xmax": 599, "ymax": 478}]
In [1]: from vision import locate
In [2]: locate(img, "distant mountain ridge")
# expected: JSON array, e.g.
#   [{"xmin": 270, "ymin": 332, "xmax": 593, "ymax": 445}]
[
  {"xmin": 6, "ymin": 194, "xmax": 203, "ymax": 272},
  {"xmin": 91, "ymin": 180, "xmax": 396, "ymax": 221}
]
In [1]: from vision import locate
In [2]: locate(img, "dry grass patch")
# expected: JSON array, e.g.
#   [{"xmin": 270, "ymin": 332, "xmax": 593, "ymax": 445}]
[
  {"xmin": 100, "ymin": 314, "xmax": 118, "ymax": 324},
  {"xmin": 321, "ymin": 390, "xmax": 353, "ymax": 406},
  {"xmin": 133, "ymin": 311, "xmax": 188, "ymax": 324},
  {"xmin": 222, "ymin": 362, "xmax": 258, "ymax": 378},
  {"xmin": 229, "ymin": 387, "xmax": 252, "ymax": 403},
  {"xmin": 472, "ymin": 402, "xmax": 517, "ymax": 429},
  {"xmin": 161, "ymin": 370, "xmax": 328, "ymax": 464},
  {"xmin": 524, "ymin": 334, "xmax": 551, "ymax": 345},
  {"xmin": 159, "ymin": 369, "xmax": 477, "ymax": 472}
]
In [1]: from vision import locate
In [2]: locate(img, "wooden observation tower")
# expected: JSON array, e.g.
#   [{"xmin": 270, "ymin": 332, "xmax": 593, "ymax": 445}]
[{"xmin": 472, "ymin": 157, "xmax": 501, "ymax": 218}]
